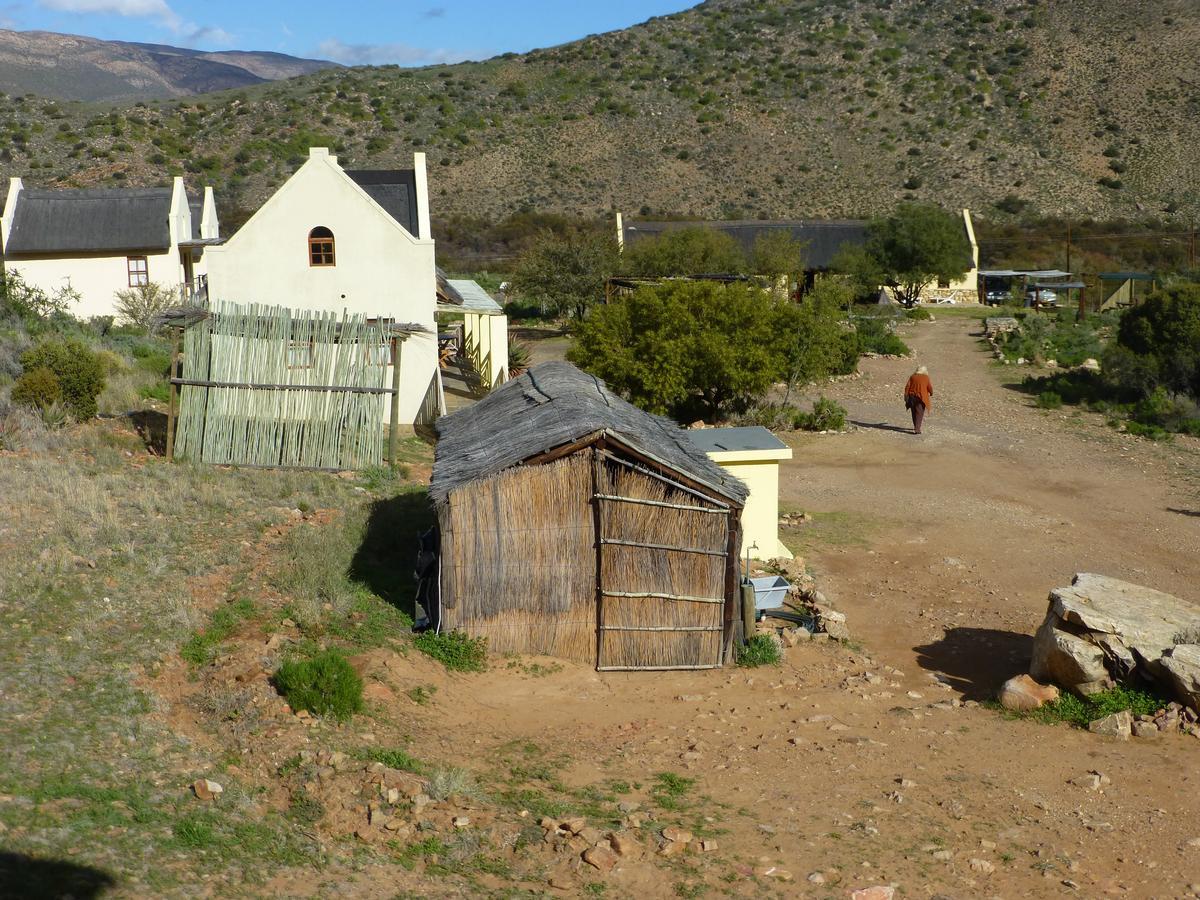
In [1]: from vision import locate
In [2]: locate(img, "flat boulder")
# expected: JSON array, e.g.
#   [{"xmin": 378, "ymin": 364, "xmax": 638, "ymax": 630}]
[{"xmin": 1029, "ymin": 574, "xmax": 1200, "ymax": 712}]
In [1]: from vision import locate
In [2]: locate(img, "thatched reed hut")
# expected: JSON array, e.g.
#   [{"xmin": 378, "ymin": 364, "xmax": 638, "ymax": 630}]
[{"xmin": 429, "ymin": 361, "xmax": 749, "ymax": 670}]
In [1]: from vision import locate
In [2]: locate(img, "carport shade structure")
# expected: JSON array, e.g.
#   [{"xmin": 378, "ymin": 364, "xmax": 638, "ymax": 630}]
[{"xmin": 430, "ymin": 361, "xmax": 749, "ymax": 670}]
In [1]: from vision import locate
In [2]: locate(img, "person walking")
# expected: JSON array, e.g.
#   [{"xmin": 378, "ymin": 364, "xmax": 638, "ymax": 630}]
[{"xmin": 904, "ymin": 366, "xmax": 933, "ymax": 434}]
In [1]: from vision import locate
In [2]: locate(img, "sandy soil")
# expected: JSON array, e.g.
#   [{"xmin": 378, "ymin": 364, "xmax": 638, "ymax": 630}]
[{"xmin": 381, "ymin": 313, "xmax": 1200, "ymax": 897}]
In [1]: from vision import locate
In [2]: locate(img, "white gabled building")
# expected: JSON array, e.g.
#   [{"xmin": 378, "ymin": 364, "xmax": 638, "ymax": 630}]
[
  {"xmin": 202, "ymin": 147, "xmax": 443, "ymax": 426},
  {"xmin": 0, "ymin": 176, "xmax": 219, "ymax": 319}
]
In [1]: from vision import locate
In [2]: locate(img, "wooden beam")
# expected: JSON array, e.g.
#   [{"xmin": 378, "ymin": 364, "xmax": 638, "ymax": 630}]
[
  {"xmin": 170, "ymin": 378, "xmax": 396, "ymax": 395},
  {"xmin": 599, "ymin": 625, "xmax": 722, "ymax": 633},
  {"xmin": 164, "ymin": 331, "xmax": 182, "ymax": 460},
  {"xmin": 599, "ymin": 590, "xmax": 724, "ymax": 605},
  {"xmin": 389, "ymin": 336, "xmax": 402, "ymax": 468},
  {"xmin": 599, "ymin": 538, "xmax": 727, "ymax": 557},
  {"xmin": 593, "ymin": 493, "xmax": 728, "ymax": 514},
  {"xmin": 520, "ymin": 430, "xmax": 605, "ymax": 468},
  {"xmin": 600, "ymin": 449, "xmax": 732, "ymax": 510}
]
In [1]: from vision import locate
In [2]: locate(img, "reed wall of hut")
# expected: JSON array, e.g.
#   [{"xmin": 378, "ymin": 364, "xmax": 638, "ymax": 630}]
[{"xmin": 437, "ymin": 444, "xmax": 739, "ymax": 668}]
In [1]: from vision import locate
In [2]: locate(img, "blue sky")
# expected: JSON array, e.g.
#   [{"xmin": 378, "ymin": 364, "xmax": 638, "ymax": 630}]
[{"xmin": 0, "ymin": 1, "xmax": 697, "ymax": 64}]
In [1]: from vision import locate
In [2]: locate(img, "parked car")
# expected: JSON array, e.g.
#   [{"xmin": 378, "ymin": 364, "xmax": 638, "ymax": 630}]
[
  {"xmin": 985, "ymin": 289, "xmax": 1009, "ymax": 304},
  {"xmin": 1025, "ymin": 288, "xmax": 1058, "ymax": 306}
]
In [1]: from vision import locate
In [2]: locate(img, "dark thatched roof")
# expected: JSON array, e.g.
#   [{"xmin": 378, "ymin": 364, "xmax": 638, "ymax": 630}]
[
  {"xmin": 622, "ymin": 219, "xmax": 868, "ymax": 270},
  {"xmin": 431, "ymin": 361, "xmax": 749, "ymax": 506},
  {"xmin": 346, "ymin": 169, "xmax": 419, "ymax": 238},
  {"xmin": 5, "ymin": 187, "xmax": 172, "ymax": 254}
]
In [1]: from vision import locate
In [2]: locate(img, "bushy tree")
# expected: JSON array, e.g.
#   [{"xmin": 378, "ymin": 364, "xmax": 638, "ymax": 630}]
[
  {"xmin": 17, "ymin": 338, "xmax": 106, "ymax": 421},
  {"xmin": 624, "ymin": 227, "xmax": 747, "ymax": 277},
  {"xmin": 1112, "ymin": 282, "xmax": 1200, "ymax": 399},
  {"xmin": 751, "ymin": 230, "xmax": 808, "ymax": 296},
  {"xmin": 114, "ymin": 282, "xmax": 175, "ymax": 328},
  {"xmin": 509, "ymin": 229, "xmax": 618, "ymax": 319},
  {"xmin": 778, "ymin": 277, "xmax": 853, "ymax": 399},
  {"xmin": 568, "ymin": 281, "xmax": 792, "ymax": 420},
  {"xmin": 0, "ymin": 269, "xmax": 77, "ymax": 323},
  {"xmin": 836, "ymin": 203, "xmax": 970, "ymax": 307}
]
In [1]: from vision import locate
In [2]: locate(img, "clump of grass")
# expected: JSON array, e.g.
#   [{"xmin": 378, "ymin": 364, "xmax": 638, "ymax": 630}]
[
  {"xmin": 1021, "ymin": 683, "xmax": 1166, "ymax": 727},
  {"xmin": 427, "ymin": 765, "xmax": 485, "ymax": 801},
  {"xmin": 414, "ymin": 630, "xmax": 487, "ymax": 672},
  {"xmin": 737, "ymin": 633, "xmax": 781, "ymax": 667},
  {"xmin": 273, "ymin": 649, "xmax": 364, "ymax": 721},
  {"xmin": 181, "ymin": 598, "xmax": 255, "ymax": 666},
  {"xmin": 407, "ymin": 684, "xmax": 437, "ymax": 704},
  {"xmin": 651, "ymin": 771, "xmax": 695, "ymax": 810},
  {"xmin": 1035, "ymin": 391, "xmax": 1063, "ymax": 410},
  {"xmin": 366, "ymin": 747, "xmax": 427, "ymax": 774}
]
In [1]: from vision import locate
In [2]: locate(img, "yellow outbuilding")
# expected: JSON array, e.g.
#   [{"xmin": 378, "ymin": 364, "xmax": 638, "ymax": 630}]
[{"xmin": 686, "ymin": 426, "xmax": 793, "ymax": 561}]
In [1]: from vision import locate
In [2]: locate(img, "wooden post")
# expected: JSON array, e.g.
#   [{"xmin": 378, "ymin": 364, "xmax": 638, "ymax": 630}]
[
  {"xmin": 388, "ymin": 336, "xmax": 402, "ymax": 468},
  {"xmin": 164, "ymin": 330, "xmax": 182, "ymax": 460},
  {"xmin": 740, "ymin": 581, "xmax": 756, "ymax": 646}
]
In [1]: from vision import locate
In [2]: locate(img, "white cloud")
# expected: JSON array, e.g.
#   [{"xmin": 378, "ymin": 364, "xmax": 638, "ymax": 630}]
[
  {"xmin": 182, "ymin": 23, "xmax": 233, "ymax": 46},
  {"xmin": 316, "ymin": 37, "xmax": 484, "ymax": 67},
  {"xmin": 39, "ymin": 0, "xmax": 174, "ymax": 17}
]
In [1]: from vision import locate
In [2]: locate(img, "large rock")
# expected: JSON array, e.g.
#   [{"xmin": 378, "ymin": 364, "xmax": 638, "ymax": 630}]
[
  {"xmin": 999, "ymin": 674, "xmax": 1059, "ymax": 711},
  {"xmin": 1087, "ymin": 710, "xmax": 1132, "ymax": 739},
  {"xmin": 1029, "ymin": 574, "xmax": 1200, "ymax": 711},
  {"xmin": 1162, "ymin": 644, "xmax": 1200, "ymax": 711}
]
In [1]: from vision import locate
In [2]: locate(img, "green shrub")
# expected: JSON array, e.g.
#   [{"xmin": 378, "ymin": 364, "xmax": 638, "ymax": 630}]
[
  {"xmin": 11, "ymin": 366, "xmax": 63, "ymax": 411},
  {"xmin": 904, "ymin": 307, "xmax": 932, "ymax": 321},
  {"xmin": 1026, "ymin": 684, "xmax": 1166, "ymax": 727},
  {"xmin": 795, "ymin": 396, "xmax": 847, "ymax": 431},
  {"xmin": 19, "ymin": 338, "xmax": 106, "ymax": 420},
  {"xmin": 413, "ymin": 629, "xmax": 488, "ymax": 672},
  {"xmin": 737, "ymin": 633, "xmax": 781, "ymax": 667},
  {"xmin": 274, "ymin": 649, "xmax": 364, "ymax": 721},
  {"xmin": 1035, "ymin": 391, "xmax": 1062, "ymax": 410}
]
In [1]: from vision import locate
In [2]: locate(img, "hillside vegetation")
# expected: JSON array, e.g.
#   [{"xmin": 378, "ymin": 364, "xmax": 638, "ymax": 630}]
[{"xmin": 3, "ymin": 0, "xmax": 1200, "ymax": 228}]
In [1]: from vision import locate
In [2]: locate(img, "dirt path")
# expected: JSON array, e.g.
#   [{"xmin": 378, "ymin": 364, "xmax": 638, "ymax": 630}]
[{"xmin": 786, "ymin": 313, "xmax": 1200, "ymax": 693}]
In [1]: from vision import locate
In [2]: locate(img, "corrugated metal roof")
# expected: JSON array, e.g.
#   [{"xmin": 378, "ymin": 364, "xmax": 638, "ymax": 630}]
[
  {"xmin": 5, "ymin": 186, "xmax": 172, "ymax": 254},
  {"xmin": 685, "ymin": 426, "xmax": 788, "ymax": 454},
  {"xmin": 445, "ymin": 279, "xmax": 502, "ymax": 313},
  {"xmin": 345, "ymin": 169, "xmax": 419, "ymax": 238},
  {"xmin": 623, "ymin": 219, "xmax": 868, "ymax": 269},
  {"xmin": 431, "ymin": 361, "xmax": 749, "ymax": 506}
]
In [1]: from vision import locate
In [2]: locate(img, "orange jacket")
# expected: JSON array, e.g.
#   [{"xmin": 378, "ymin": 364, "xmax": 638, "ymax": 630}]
[{"xmin": 904, "ymin": 373, "xmax": 933, "ymax": 408}]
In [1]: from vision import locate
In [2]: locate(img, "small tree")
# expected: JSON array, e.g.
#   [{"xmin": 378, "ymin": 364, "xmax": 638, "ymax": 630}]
[
  {"xmin": 114, "ymin": 282, "xmax": 175, "ymax": 329},
  {"xmin": 778, "ymin": 277, "xmax": 854, "ymax": 400},
  {"xmin": 1113, "ymin": 283, "xmax": 1200, "ymax": 400},
  {"xmin": 18, "ymin": 338, "xmax": 106, "ymax": 421},
  {"xmin": 751, "ymin": 230, "xmax": 808, "ymax": 297},
  {"xmin": 623, "ymin": 227, "xmax": 747, "ymax": 277},
  {"xmin": 846, "ymin": 203, "xmax": 970, "ymax": 307},
  {"xmin": 509, "ymin": 229, "xmax": 618, "ymax": 320},
  {"xmin": 0, "ymin": 268, "xmax": 76, "ymax": 322},
  {"xmin": 568, "ymin": 280, "xmax": 790, "ymax": 421}
]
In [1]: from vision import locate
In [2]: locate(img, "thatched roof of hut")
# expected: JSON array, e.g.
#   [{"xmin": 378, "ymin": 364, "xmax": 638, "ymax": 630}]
[{"xmin": 431, "ymin": 361, "xmax": 749, "ymax": 506}]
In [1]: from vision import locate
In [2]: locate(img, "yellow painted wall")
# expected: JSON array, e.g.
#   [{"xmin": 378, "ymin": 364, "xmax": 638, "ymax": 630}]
[{"xmin": 705, "ymin": 448, "xmax": 792, "ymax": 560}]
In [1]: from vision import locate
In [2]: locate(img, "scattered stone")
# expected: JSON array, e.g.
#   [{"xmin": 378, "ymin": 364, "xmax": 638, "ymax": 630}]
[
  {"xmin": 807, "ymin": 871, "xmax": 826, "ymax": 884},
  {"xmin": 932, "ymin": 849, "xmax": 953, "ymax": 861},
  {"xmin": 452, "ymin": 816, "xmax": 470, "ymax": 829},
  {"xmin": 999, "ymin": 674, "xmax": 1060, "ymax": 711},
  {"xmin": 1069, "ymin": 771, "xmax": 1111, "ymax": 791},
  {"xmin": 582, "ymin": 843, "xmax": 618, "ymax": 872},
  {"xmin": 1132, "ymin": 720, "xmax": 1161, "ymax": 739},
  {"xmin": 563, "ymin": 817, "xmax": 586, "ymax": 835},
  {"xmin": 547, "ymin": 873, "xmax": 573, "ymax": 891},
  {"xmin": 700, "ymin": 839, "xmax": 718, "ymax": 853},
  {"xmin": 758, "ymin": 867, "xmax": 792, "ymax": 881},
  {"xmin": 851, "ymin": 888, "xmax": 895, "ymax": 900},
  {"xmin": 662, "ymin": 826, "xmax": 693, "ymax": 844},
  {"xmin": 980, "ymin": 840, "xmax": 997, "ymax": 850},
  {"xmin": 968, "ymin": 858, "xmax": 996, "ymax": 875},
  {"xmin": 608, "ymin": 832, "xmax": 639, "ymax": 858},
  {"xmin": 191, "ymin": 779, "xmax": 223, "ymax": 801},
  {"xmin": 1088, "ymin": 710, "xmax": 1132, "ymax": 739}
]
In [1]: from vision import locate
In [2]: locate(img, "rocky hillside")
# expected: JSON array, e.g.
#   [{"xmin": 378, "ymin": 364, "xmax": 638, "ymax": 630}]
[
  {"xmin": 3, "ymin": 0, "xmax": 1200, "ymax": 225},
  {"xmin": 0, "ymin": 30, "xmax": 335, "ymax": 101}
]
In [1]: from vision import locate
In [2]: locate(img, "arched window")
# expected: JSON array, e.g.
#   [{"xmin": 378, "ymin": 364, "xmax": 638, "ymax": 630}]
[{"xmin": 308, "ymin": 226, "xmax": 335, "ymax": 266}]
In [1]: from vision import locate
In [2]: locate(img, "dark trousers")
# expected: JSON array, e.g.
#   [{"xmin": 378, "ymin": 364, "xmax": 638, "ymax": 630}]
[{"xmin": 909, "ymin": 399, "xmax": 926, "ymax": 434}]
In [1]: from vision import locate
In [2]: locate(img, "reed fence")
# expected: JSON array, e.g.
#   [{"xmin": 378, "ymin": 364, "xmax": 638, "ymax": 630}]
[{"xmin": 172, "ymin": 301, "xmax": 390, "ymax": 470}]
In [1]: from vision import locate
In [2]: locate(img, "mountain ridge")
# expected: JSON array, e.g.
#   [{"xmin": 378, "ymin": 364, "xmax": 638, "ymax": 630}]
[{"xmin": 2, "ymin": 0, "xmax": 1199, "ymax": 229}]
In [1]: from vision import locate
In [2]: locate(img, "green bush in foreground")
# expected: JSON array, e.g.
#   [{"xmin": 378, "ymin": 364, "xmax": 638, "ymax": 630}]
[
  {"xmin": 274, "ymin": 649, "xmax": 364, "ymax": 721},
  {"xmin": 11, "ymin": 366, "xmax": 63, "ymax": 411},
  {"xmin": 737, "ymin": 633, "xmax": 781, "ymax": 667},
  {"xmin": 1035, "ymin": 391, "xmax": 1063, "ymax": 410},
  {"xmin": 19, "ymin": 338, "xmax": 106, "ymax": 420},
  {"xmin": 414, "ymin": 630, "xmax": 488, "ymax": 672}
]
